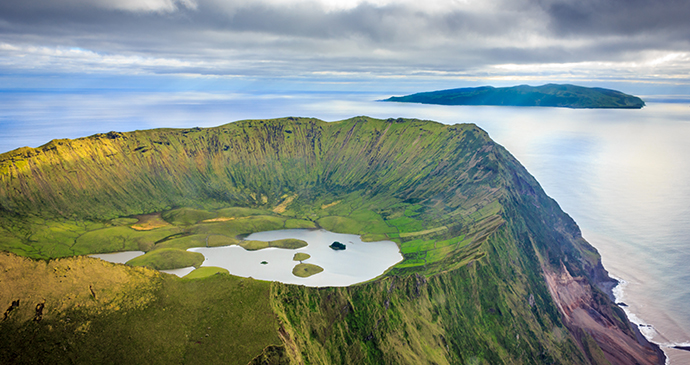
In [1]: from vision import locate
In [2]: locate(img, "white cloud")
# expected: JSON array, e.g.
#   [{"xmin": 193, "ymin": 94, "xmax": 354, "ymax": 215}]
[
  {"xmin": 204, "ymin": 0, "xmax": 503, "ymax": 16},
  {"xmin": 90, "ymin": 0, "xmax": 197, "ymax": 13},
  {"xmin": 0, "ymin": 43, "xmax": 216, "ymax": 73},
  {"xmin": 0, "ymin": 43, "xmax": 21, "ymax": 51},
  {"xmin": 490, "ymin": 54, "xmax": 690, "ymax": 84}
]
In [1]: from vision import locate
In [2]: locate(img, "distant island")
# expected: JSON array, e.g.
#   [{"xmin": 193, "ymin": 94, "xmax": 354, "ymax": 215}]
[{"xmin": 383, "ymin": 84, "xmax": 645, "ymax": 109}]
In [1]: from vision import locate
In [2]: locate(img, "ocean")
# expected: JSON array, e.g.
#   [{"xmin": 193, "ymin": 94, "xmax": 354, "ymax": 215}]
[{"xmin": 2, "ymin": 90, "xmax": 689, "ymax": 363}]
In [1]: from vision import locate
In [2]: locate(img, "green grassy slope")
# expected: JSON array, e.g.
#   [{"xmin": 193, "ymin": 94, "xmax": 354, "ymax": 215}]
[
  {"xmin": 0, "ymin": 117, "xmax": 664, "ymax": 364},
  {"xmin": 0, "ymin": 254, "xmax": 282, "ymax": 365},
  {"xmin": 385, "ymin": 84, "xmax": 645, "ymax": 108},
  {"xmin": 0, "ymin": 117, "xmax": 493, "ymax": 221},
  {"xmin": 272, "ymin": 228, "xmax": 587, "ymax": 364}
]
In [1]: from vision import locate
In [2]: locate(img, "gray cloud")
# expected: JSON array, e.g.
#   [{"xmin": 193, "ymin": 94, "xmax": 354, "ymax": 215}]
[
  {"xmin": 0, "ymin": 0, "xmax": 688, "ymax": 84},
  {"xmin": 541, "ymin": 0, "xmax": 690, "ymax": 38}
]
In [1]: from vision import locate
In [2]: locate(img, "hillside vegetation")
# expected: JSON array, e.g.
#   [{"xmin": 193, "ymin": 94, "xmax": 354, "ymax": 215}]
[
  {"xmin": 384, "ymin": 84, "xmax": 645, "ymax": 109},
  {"xmin": 0, "ymin": 117, "xmax": 664, "ymax": 364}
]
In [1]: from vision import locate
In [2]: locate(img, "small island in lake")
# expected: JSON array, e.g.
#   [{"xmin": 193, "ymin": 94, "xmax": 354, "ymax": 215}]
[
  {"xmin": 383, "ymin": 84, "xmax": 645, "ymax": 109},
  {"xmin": 329, "ymin": 241, "xmax": 346, "ymax": 250},
  {"xmin": 293, "ymin": 252, "xmax": 311, "ymax": 262},
  {"xmin": 239, "ymin": 238, "xmax": 308, "ymax": 251},
  {"xmin": 292, "ymin": 263, "xmax": 324, "ymax": 278}
]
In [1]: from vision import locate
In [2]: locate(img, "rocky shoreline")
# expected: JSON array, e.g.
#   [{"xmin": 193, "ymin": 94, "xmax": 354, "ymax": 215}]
[{"xmin": 582, "ymin": 260, "xmax": 667, "ymax": 364}]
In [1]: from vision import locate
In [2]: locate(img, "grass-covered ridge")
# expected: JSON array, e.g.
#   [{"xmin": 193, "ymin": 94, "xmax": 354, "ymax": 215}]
[
  {"xmin": 0, "ymin": 116, "xmax": 664, "ymax": 364},
  {"xmin": 384, "ymin": 83, "xmax": 646, "ymax": 109}
]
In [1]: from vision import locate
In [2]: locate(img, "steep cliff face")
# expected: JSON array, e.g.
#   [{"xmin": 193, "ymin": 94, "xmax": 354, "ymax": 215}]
[
  {"xmin": 543, "ymin": 265, "xmax": 664, "ymax": 365},
  {"xmin": 268, "ymin": 136, "xmax": 665, "ymax": 364},
  {"xmin": 495, "ymin": 145, "xmax": 665, "ymax": 365},
  {"xmin": 0, "ymin": 117, "xmax": 664, "ymax": 364}
]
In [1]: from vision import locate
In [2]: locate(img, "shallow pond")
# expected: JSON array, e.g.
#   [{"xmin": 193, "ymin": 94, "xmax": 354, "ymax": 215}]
[
  {"xmin": 190, "ymin": 229, "xmax": 402, "ymax": 287},
  {"xmin": 160, "ymin": 267, "xmax": 196, "ymax": 277},
  {"xmin": 90, "ymin": 251, "xmax": 144, "ymax": 264},
  {"xmin": 90, "ymin": 251, "xmax": 196, "ymax": 277}
]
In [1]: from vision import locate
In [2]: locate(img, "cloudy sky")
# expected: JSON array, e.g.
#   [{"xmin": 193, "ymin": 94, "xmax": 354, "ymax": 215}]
[{"xmin": 1, "ymin": 0, "xmax": 689, "ymax": 93}]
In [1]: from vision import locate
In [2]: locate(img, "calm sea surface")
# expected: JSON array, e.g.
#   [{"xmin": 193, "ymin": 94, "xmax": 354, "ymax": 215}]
[{"xmin": 2, "ymin": 91, "xmax": 689, "ymax": 362}]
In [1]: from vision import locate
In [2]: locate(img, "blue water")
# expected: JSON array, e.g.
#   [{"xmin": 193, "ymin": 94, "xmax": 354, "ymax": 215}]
[{"xmin": 2, "ymin": 91, "xmax": 689, "ymax": 362}]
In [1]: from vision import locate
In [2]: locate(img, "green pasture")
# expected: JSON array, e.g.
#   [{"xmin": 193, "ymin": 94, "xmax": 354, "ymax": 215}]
[{"xmin": 0, "ymin": 195, "xmax": 489, "ymax": 276}]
